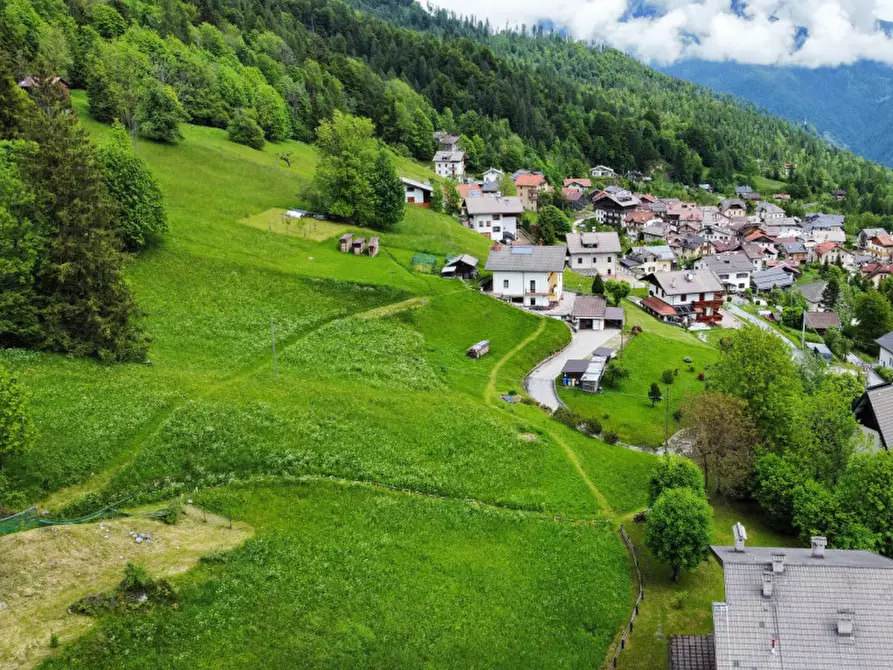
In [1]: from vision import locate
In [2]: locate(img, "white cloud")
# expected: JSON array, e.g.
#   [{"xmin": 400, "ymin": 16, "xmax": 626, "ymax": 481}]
[{"xmin": 426, "ymin": 0, "xmax": 893, "ymax": 66}]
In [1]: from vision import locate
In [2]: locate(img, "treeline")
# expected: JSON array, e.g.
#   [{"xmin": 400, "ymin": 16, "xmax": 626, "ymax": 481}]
[
  {"xmin": 0, "ymin": 71, "xmax": 163, "ymax": 361},
  {"xmin": 6, "ymin": 0, "xmax": 893, "ymax": 209}
]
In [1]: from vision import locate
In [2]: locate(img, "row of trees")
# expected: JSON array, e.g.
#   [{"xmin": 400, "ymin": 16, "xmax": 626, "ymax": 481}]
[{"xmin": 0, "ymin": 68, "xmax": 161, "ymax": 360}]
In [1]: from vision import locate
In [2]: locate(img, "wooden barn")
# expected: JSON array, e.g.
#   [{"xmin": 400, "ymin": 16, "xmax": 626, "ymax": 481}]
[
  {"xmin": 366, "ymin": 237, "xmax": 379, "ymax": 257},
  {"xmin": 352, "ymin": 238, "xmax": 366, "ymax": 255},
  {"xmin": 339, "ymin": 234, "xmax": 353, "ymax": 253}
]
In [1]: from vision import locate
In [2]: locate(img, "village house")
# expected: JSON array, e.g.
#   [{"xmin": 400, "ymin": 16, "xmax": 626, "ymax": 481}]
[
  {"xmin": 563, "ymin": 177, "xmax": 592, "ymax": 191},
  {"xmin": 641, "ymin": 269, "xmax": 725, "ymax": 325},
  {"xmin": 867, "ymin": 234, "xmax": 893, "ymax": 261},
  {"xmin": 485, "ymin": 245, "xmax": 566, "ymax": 308},
  {"xmin": 756, "ymin": 201, "xmax": 785, "ymax": 221},
  {"xmin": 565, "ymin": 231, "xmax": 621, "ymax": 277},
  {"xmin": 514, "ymin": 173, "xmax": 550, "ymax": 211},
  {"xmin": 622, "ymin": 245, "xmax": 675, "ymax": 278},
  {"xmin": 400, "ymin": 177, "xmax": 433, "ymax": 207},
  {"xmin": 675, "ymin": 234, "xmax": 713, "ymax": 261},
  {"xmin": 804, "ymin": 311, "xmax": 842, "ymax": 335},
  {"xmin": 433, "ymin": 131, "xmax": 460, "ymax": 151},
  {"xmin": 562, "ymin": 188, "xmax": 587, "ymax": 211},
  {"xmin": 700, "ymin": 223, "xmax": 735, "ymax": 244},
  {"xmin": 719, "ymin": 198, "xmax": 746, "ymax": 219},
  {"xmin": 803, "ymin": 213, "xmax": 846, "ymax": 243},
  {"xmin": 696, "ymin": 254, "xmax": 753, "ymax": 293},
  {"xmin": 482, "ymin": 167, "xmax": 503, "ymax": 183},
  {"xmin": 863, "ymin": 262, "xmax": 893, "ymax": 288},
  {"xmin": 623, "ymin": 209, "xmax": 659, "ymax": 236},
  {"xmin": 854, "ymin": 383, "xmax": 893, "ymax": 450},
  {"xmin": 590, "ymin": 165, "xmax": 616, "ymax": 178},
  {"xmin": 465, "ymin": 196, "xmax": 523, "ymax": 242},
  {"xmin": 812, "ymin": 241, "xmax": 854, "ymax": 267},
  {"xmin": 778, "ymin": 240, "xmax": 808, "ymax": 266},
  {"xmin": 751, "ymin": 266, "xmax": 796, "ymax": 291},
  {"xmin": 592, "ymin": 190, "xmax": 640, "ymax": 227},
  {"xmin": 765, "ymin": 217, "xmax": 803, "ymax": 238},
  {"xmin": 797, "ymin": 281, "xmax": 828, "ymax": 311},
  {"xmin": 567, "ymin": 295, "xmax": 625, "ymax": 331},
  {"xmin": 641, "ymin": 222, "xmax": 670, "ymax": 243},
  {"xmin": 773, "ymin": 192, "xmax": 791, "ymax": 200},
  {"xmin": 879, "ymin": 331, "xmax": 893, "ymax": 369},
  {"xmin": 858, "ymin": 227, "xmax": 887, "ymax": 249},
  {"xmin": 433, "ymin": 150, "xmax": 465, "ymax": 178},
  {"xmin": 670, "ymin": 529, "xmax": 893, "ymax": 670},
  {"xmin": 456, "ymin": 183, "xmax": 483, "ymax": 215},
  {"xmin": 665, "ymin": 201, "xmax": 704, "ymax": 225}
]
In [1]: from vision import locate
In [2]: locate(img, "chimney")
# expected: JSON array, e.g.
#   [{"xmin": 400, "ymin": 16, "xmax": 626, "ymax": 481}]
[
  {"xmin": 811, "ymin": 536, "xmax": 827, "ymax": 559},
  {"xmin": 837, "ymin": 610, "xmax": 854, "ymax": 637},
  {"xmin": 733, "ymin": 522, "xmax": 747, "ymax": 552},
  {"xmin": 686, "ymin": 272, "xmax": 694, "ymax": 282},
  {"xmin": 762, "ymin": 570, "xmax": 774, "ymax": 598},
  {"xmin": 771, "ymin": 552, "xmax": 786, "ymax": 574}
]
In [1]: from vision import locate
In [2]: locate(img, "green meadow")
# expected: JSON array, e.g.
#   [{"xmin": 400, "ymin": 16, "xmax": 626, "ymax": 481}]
[{"xmin": 0, "ymin": 93, "xmax": 674, "ymax": 667}]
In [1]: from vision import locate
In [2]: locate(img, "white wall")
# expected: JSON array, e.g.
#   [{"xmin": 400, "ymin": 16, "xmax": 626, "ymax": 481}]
[
  {"xmin": 404, "ymin": 186, "xmax": 427, "ymax": 204},
  {"xmin": 435, "ymin": 161, "xmax": 465, "ymax": 178},
  {"xmin": 493, "ymin": 270, "xmax": 562, "ymax": 306},
  {"xmin": 569, "ymin": 252, "xmax": 616, "ymax": 276},
  {"xmin": 470, "ymin": 213, "xmax": 518, "ymax": 243},
  {"xmin": 881, "ymin": 346, "xmax": 893, "ymax": 369}
]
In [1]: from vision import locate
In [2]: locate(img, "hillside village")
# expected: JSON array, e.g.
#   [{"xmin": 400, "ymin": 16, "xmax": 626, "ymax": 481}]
[{"xmin": 5, "ymin": 0, "xmax": 893, "ymax": 668}]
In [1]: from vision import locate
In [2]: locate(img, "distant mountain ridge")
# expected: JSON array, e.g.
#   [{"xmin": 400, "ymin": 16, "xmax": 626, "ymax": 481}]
[{"xmin": 662, "ymin": 60, "xmax": 893, "ymax": 167}]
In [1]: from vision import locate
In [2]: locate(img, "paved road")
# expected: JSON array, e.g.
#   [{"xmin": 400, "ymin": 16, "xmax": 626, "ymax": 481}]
[
  {"xmin": 526, "ymin": 327, "xmax": 619, "ymax": 410},
  {"xmin": 725, "ymin": 304, "xmax": 805, "ymax": 361},
  {"xmin": 847, "ymin": 353, "xmax": 886, "ymax": 387}
]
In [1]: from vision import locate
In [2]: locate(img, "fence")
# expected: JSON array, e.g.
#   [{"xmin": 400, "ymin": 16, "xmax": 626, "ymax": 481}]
[
  {"xmin": 0, "ymin": 498, "xmax": 165, "ymax": 537},
  {"xmin": 610, "ymin": 524, "xmax": 645, "ymax": 668}
]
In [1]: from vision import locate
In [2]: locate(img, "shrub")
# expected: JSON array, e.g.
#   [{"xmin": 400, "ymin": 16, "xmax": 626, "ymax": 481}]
[
  {"xmin": 582, "ymin": 418, "xmax": 602, "ymax": 436},
  {"xmin": 661, "ymin": 369, "xmax": 675, "ymax": 385},
  {"xmin": 601, "ymin": 361, "xmax": 629, "ymax": 388},
  {"xmin": 877, "ymin": 366, "xmax": 893, "ymax": 383},
  {"xmin": 71, "ymin": 563, "xmax": 177, "ymax": 616},
  {"xmin": 697, "ymin": 372, "xmax": 705, "ymax": 382},
  {"xmin": 602, "ymin": 430, "xmax": 618, "ymax": 444},
  {"xmin": 552, "ymin": 407, "xmax": 583, "ymax": 429},
  {"xmin": 49, "ymin": 633, "xmax": 59, "ymax": 648},
  {"xmin": 228, "ymin": 108, "xmax": 265, "ymax": 150},
  {"xmin": 159, "ymin": 500, "xmax": 181, "ymax": 525}
]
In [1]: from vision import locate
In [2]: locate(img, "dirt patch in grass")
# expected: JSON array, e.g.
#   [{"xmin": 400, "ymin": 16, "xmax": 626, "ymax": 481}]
[
  {"xmin": 0, "ymin": 504, "xmax": 252, "ymax": 670},
  {"xmin": 239, "ymin": 208, "xmax": 352, "ymax": 242},
  {"xmin": 519, "ymin": 433, "xmax": 538, "ymax": 441}
]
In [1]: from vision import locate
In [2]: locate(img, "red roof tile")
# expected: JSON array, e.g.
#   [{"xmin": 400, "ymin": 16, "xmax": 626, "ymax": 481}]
[
  {"xmin": 563, "ymin": 178, "xmax": 591, "ymax": 188},
  {"xmin": 641, "ymin": 296, "xmax": 677, "ymax": 317},
  {"xmin": 515, "ymin": 174, "xmax": 546, "ymax": 187}
]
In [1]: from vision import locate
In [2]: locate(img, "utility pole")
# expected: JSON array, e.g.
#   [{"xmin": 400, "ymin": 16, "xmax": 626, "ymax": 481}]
[
  {"xmin": 801, "ymin": 309, "xmax": 806, "ymax": 350},
  {"xmin": 271, "ymin": 318, "xmax": 278, "ymax": 379},
  {"xmin": 664, "ymin": 386, "xmax": 670, "ymax": 452}
]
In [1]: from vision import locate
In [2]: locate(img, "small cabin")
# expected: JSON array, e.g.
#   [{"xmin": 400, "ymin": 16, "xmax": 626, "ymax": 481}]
[
  {"xmin": 366, "ymin": 237, "xmax": 379, "ymax": 257},
  {"xmin": 466, "ymin": 340, "xmax": 490, "ymax": 359},
  {"xmin": 352, "ymin": 238, "xmax": 366, "ymax": 255},
  {"xmin": 339, "ymin": 234, "xmax": 353, "ymax": 253}
]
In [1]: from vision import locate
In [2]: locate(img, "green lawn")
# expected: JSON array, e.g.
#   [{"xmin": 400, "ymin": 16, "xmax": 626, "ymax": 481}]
[
  {"xmin": 0, "ymin": 93, "xmax": 658, "ymax": 666},
  {"xmin": 558, "ymin": 305, "xmax": 719, "ymax": 447},
  {"xmin": 44, "ymin": 481, "xmax": 633, "ymax": 669}
]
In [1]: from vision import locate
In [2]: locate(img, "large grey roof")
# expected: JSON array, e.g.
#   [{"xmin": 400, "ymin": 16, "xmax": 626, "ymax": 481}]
[
  {"xmin": 630, "ymin": 245, "xmax": 675, "ymax": 262},
  {"xmin": 485, "ymin": 245, "xmax": 567, "ymax": 272},
  {"xmin": 720, "ymin": 198, "xmax": 746, "ymax": 211},
  {"xmin": 566, "ymin": 232, "xmax": 622, "ymax": 255},
  {"xmin": 751, "ymin": 267, "xmax": 794, "ymax": 290},
  {"xmin": 804, "ymin": 213, "xmax": 845, "ymax": 230},
  {"xmin": 797, "ymin": 281, "xmax": 828, "ymax": 304},
  {"xmin": 647, "ymin": 269, "xmax": 723, "ymax": 295},
  {"xmin": 701, "ymin": 254, "xmax": 753, "ymax": 275},
  {"xmin": 465, "ymin": 196, "xmax": 523, "ymax": 216},
  {"xmin": 433, "ymin": 150, "xmax": 464, "ymax": 163},
  {"xmin": 711, "ymin": 544, "xmax": 893, "ymax": 670},
  {"xmin": 876, "ymin": 330, "xmax": 893, "ymax": 353}
]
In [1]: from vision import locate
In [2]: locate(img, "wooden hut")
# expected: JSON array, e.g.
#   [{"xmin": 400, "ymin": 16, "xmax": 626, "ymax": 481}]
[
  {"xmin": 352, "ymin": 238, "xmax": 366, "ymax": 255},
  {"xmin": 366, "ymin": 237, "xmax": 379, "ymax": 257},
  {"xmin": 466, "ymin": 340, "xmax": 490, "ymax": 359},
  {"xmin": 339, "ymin": 234, "xmax": 353, "ymax": 253}
]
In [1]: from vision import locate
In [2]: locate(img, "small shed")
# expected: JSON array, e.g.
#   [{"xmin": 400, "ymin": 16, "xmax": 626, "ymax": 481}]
[
  {"xmin": 561, "ymin": 359, "xmax": 590, "ymax": 386},
  {"xmin": 806, "ymin": 342, "xmax": 833, "ymax": 362},
  {"xmin": 352, "ymin": 238, "xmax": 367, "ymax": 255},
  {"xmin": 580, "ymin": 359, "xmax": 607, "ymax": 393},
  {"xmin": 339, "ymin": 234, "xmax": 353, "ymax": 253},
  {"xmin": 441, "ymin": 254, "xmax": 479, "ymax": 279},
  {"xmin": 366, "ymin": 237, "xmax": 379, "ymax": 257},
  {"xmin": 467, "ymin": 340, "xmax": 490, "ymax": 359}
]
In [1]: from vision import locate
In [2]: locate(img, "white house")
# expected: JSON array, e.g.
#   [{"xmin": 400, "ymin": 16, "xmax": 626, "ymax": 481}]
[
  {"xmin": 878, "ymin": 331, "xmax": 893, "ymax": 369},
  {"xmin": 590, "ymin": 165, "xmax": 616, "ymax": 178},
  {"xmin": 700, "ymin": 224, "xmax": 735, "ymax": 244},
  {"xmin": 565, "ymin": 231, "xmax": 621, "ymax": 277},
  {"xmin": 434, "ymin": 150, "xmax": 465, "ymax": 178},
  {"xmin": 465, "ymin": 196, "xmax": 523, "ymax": 243},
  {"xmin": 624, "ymin": 245, "xmax": 675, "ymax": 277},
  {"xmin": 642, "ymin": 269, "xmax": 725, "ymax": 325},
  {"xmin": 482, "ymin": 167, "xmax": 504, "ymax": 184},
  {"xmin": 859, "ymin": 228, "xmax": 887, "ymax": 249},
  {"xmin": 756, "ymin": 201, "xmax": 785, "ymax": 221},
  {"xmin": 400, "ymin": 177, "xmax": 433, "ymax": 206},
  {"xmin": 485, "ymin": 245, "xmax": 566, "ymax": 308},
  {"xmin": 696, "ymin": 253, "xmax": 753, "ymax": 293}
]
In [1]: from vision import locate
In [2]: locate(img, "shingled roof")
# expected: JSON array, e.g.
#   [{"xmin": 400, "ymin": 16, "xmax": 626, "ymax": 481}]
[
  {"xmin": 571, "ymin": 295, "xmax": 607, "ymax": 318},
  {"xmin": 711, "ymin": 542, "xmax": 893, "ymax": 670},
  {"xmin": 566, "ymin": 232, "xmax": 622, "ymax": 255},
  {"xmin": 485, "ymin": 245, "xmax": 567, "ymax": 272}
]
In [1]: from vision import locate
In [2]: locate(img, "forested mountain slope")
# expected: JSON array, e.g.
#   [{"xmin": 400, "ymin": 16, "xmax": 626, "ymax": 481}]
[
  {"xmin": 663, "ymin": 59, "xmax": 893, "ymax": 168},
  {"xmin": 5, "ymin": 0, "xmax": 893, "ymax": 212}
]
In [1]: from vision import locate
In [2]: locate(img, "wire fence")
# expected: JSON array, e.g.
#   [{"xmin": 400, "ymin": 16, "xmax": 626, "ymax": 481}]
[
  {"xmin": 611, "ymin": 524, "xmax": 645, "ymax": 668},
  {"xmin": 0, "ymin": 499, "xmax": 168, "ymax": 537}
]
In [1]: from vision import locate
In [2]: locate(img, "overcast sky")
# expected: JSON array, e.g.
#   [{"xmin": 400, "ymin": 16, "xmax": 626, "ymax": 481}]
[{"xmin": 426, "ymin": 0, "xmax": 893, "ymax": 67}]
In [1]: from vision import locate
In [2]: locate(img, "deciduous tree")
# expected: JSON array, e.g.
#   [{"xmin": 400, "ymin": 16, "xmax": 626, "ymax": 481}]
[
  {"xmin": 645, "ymin": 487, "xmax": 712, "ymax": 581},
  {"xmin": 0, "ymin": 364, "xmax": 35, "ymax": 471},
  {"xmin": 648, "ymin": 454, "xmax": 705, "ymax": 505},
  {"xmin": 137, "ymin": 81, "xmax": 184, "ymax": 143}
]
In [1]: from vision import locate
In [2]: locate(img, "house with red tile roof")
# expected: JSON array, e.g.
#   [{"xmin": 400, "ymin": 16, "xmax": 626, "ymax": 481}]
[{"xmin": 514, "ymin": 173, "xmax": 550, "ymax": 212}]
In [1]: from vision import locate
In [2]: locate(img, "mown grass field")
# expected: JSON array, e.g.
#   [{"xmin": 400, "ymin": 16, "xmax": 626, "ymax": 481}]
[
  {"xmin": 0, "ymin": 93, "xmax": 677, "ymax": 667},
  {"xmin": 558, "ymin": 305, "xmax": 720, "ymax": 447}
]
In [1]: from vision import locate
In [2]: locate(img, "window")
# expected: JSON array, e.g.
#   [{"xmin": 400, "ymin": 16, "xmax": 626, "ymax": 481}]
[
  {"xmin": 493, "ymin": 214, "xmax": 501, "ymax": 221},
  {"xmin": 529, "ymin": 280, "xmax": 536, "ymax": 292},
  {"xmin": 607, "ymin": 269, "xmax": 612, "ymax": 275},
  {"xmin": 577, "ymin": 257, "xmax": 583, "ymax": 265},
  {"xmin": 607, "ymin": 256, "xmax": 612, "ymax": 263},
  {"xmin": 493, "ymin": 226, "xmax": 501, "ymax": 233},
  {"xmin": 503, "ymin": 279, "xmax": 510, "ymax": 289},
  {"xmin": 680, "ymin": 294, "xmax": 687, "ymax": 302}
]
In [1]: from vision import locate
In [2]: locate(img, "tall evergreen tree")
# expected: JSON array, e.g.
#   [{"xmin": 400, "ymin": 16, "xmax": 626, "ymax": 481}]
[
  {"xmin": 821, "ymin": 276, "xmax": 841, "ymax": 310},
  {"xmin": 22, "ymin": 81, "xmax": 147, "ymax": 361},
  {"xmin": 369, "ymin": 150, "xmax": 404, "ymax": 230}
]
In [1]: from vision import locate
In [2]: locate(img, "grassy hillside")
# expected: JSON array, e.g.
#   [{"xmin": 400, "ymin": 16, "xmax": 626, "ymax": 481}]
[{"xmin": 0, "ymin": 94, "xmax": 667, "ymax": 667}]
